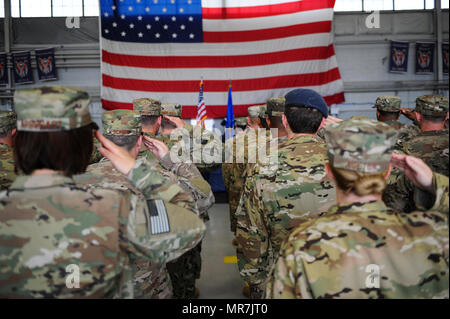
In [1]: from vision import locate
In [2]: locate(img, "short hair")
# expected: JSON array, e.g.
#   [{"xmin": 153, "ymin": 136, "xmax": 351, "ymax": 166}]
[
  {"xmin": 419, "ymin": 112, "xmax": 447, "ymax": 123},
  {"xmin": 161, "ymin": 117, "xmax": 177, "ymax": 131},
  {"xmin": 284, "ymin": 105, "xmax": 323, "ymax": 134},
  {"xmin": 0, "ymin": 127, "xmax": 14, "ymax": 139},
  {"xmin": 14, "ymin": 123, "xmax": 97, "ymax": 176},
  {"xmin": 141, "ymin": 115, "xmax": 160, "ymax": 127},
  {"xmin": 267, "ymin": 115, "xmax": 284, "ymax": 129},
  {"xmin": 378, "ymin": 109, "xmax": 400, "ymax": 119},
  {"xmin": 104, "ymin": 134, "xmax": 140, "ymax": 151}
]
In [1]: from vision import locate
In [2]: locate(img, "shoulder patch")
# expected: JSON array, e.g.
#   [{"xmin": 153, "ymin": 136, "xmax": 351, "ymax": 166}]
[{"xmin": 147, "ymin": 199, "xmax": 170, "ymax": 235}]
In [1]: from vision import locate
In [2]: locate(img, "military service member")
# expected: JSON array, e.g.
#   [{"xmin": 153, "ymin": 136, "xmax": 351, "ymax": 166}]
[
  {"xmin": 384, "ymin": 94, "xmax": 449, "ymax": 212},
  {"xmin": 76, "ymin": 109, "xmax": 209, "ymax": 299},
  {"xmin": 235, "ymin": 89, "xmax": 337, "ymax": 299},
  {"xmin": 373, "ymin": 96, "xmax": 408, "ymax": 129},
  {"xmin": 0, "ymin": 110, "xmax": 16, "ymax": 190},
  {"xmin": 266, "ymin": 119, "xmax": 449, "ymax": 299},
  {"xmin": 159, "ymin": 103, "xmax": 223, "ymax": 174},
  {"xmin": 0, "ymin": 86, "xmax": 206, "ymax": 298},
  {"xmin": 247, "ymin": 104, "xmax": 267, "ymax": 130},
  {"xmin": 133, "ymin": 100, "xmax": 215, "ymax": 299},
  {"xmin": 223, "ymin": 105, "xmax": 268, "ymax": 242}
]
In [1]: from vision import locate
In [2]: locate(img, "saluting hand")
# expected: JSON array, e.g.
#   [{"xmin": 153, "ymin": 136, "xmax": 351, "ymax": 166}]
[
  {"xmin": 95, "ymin": 131, "xmax": 136, "ymax": 175},
  {"xmin": 164, "ymin": 115, "xmax": 186, "ymax": 128},
  {"xmin": 143, "ymin": 136, "xmax": 169, "ymax": 160},
  {"xmin": 390, "ymin": 153, "xmax": 434, "ymax": 194},
  {"xmin": 400, "ymin": 108, "xmax": 417, "ymax": 122}
]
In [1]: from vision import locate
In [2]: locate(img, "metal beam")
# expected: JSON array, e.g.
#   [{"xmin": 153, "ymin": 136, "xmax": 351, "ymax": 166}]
[
  {"xmin": 3, "ymin": 0, "xmax": 13, "ymax": 111},
  {"xmin": 435, "ymin": 0, "xmax": 444, "ymax": 90}
]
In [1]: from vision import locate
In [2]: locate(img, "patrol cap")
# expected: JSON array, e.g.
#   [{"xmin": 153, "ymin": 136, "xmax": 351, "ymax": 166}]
[
  {"xmin": 235, "ymin": 117, "xmax": 248, "ymax": 127},
  {"xmin": 14, "ymin": 86, "xmax": 92, "ymax": 132},
  {"xmin": 161, "ymin": 103, "xmax": 182, "ymax": 117},
  {"xmin": 372, "ymin": 96, "xmax": 401, "ymax": 112},
  {"xmin": 414, "ymin": 95, "xmax": 449, "ymax": 117},
  {"xmin": 102, "ymin": 109, "xmax": 142, "ymax": 136},
  {"xmin": 248, "ymin": 104, "xmax": 266, "ymax": 118},
  {"xmin": 133, "ymin": 98, "xmax": 161, "ymax": 116},
  {"xmin": 266, "ymin": 97, "xmax": 285, "ymax": 117},
  {"xmin": 285, "ymin": 88, "xmax": 328, "ymax": 118},
  {"xmin": 324, "ymin": 118, "xmax": 398, "ymax": 174},
  {"xmin": 0, "ymin": 110, "xmax": 17, "ymax": 135}
]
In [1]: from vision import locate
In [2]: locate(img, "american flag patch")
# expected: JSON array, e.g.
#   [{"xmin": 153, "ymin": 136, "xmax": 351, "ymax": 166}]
[{"xmin": 147, "ymin": 199, "xmax": 170, "ymax": 235}]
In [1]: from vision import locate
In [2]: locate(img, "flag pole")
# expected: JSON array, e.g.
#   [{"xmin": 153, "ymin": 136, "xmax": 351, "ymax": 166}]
[{"xmin": 228, "ymin": 79, "xmax": 232, "ymax": 139}]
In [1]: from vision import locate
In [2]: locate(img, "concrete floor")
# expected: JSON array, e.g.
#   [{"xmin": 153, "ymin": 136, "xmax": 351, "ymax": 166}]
[{"xmin": 197, "ymin": 204, "xmax": 247, "ymax": 299}]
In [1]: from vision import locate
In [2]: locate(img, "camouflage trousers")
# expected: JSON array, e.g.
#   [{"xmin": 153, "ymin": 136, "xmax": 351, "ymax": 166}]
[
  {"xmin": 250, "ymin": 284, "xmax": 264, "ymax": 299},
  {"xmin": 166, "ymin": 241, "xmax": 203, "ymax": 299},
  {"xmin": 133, "ymin": 261, "xmax": 173, "ymax": 299}
]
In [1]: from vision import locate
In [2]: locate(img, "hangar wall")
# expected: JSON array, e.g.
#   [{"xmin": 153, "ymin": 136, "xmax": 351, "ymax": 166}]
[{"xmin": 0, "ymin": 10, "xmax": 449, "ymax": 130}]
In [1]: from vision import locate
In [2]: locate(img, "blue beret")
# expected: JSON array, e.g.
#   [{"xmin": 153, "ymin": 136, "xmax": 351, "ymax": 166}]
[{"xmin": 284, "ymin": 88, "xmax": 328, "ymax": 118}]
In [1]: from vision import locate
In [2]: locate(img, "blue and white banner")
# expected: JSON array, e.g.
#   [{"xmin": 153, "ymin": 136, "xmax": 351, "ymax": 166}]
[
  {"xmin": 415, "ymin": 42, "xmax": 435, "ymax": 74},
  {"xmin": 12, "ymin": 51, "xmax": 34, "ymax": 85},
  {"xmin": 389, "ymin": 41, "xmax": 409, "ymax": 73},
  {"xmin": 0, "ymin": 53, "xmax": 8, "ymax": 86},
  {"xmin": 35, "ymin": 48, "xmax": 58, "ymax": 81}
]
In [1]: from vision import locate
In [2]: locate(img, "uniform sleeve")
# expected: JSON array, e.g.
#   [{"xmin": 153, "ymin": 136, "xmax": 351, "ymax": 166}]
[
  {"xmin": 383, "ymin": 172, "xmax": 416, "ymax": 213},
  {"xmin": 265, "ymin": 242, "xmax": 299, "ymax": 299},
  {"xmin": 127, "ymin": 158, "xmax": 197, "ymax": 212},
  {"xmin": 121, "ymin": 193, "xmax": 206, "ymax": 266},
  {"xmin": 235, "ymin": 166, "xmax": 270, "ymax": 288},
  {"xmin": 160, "ymin": 153, "xmax": 215, "ymax": 214},
  {"xmin": 414, "ymin": 172, "xmax": 449, "ymax": 213},
  {"xmin": 191, "ymin": 127, "xmax": 224, "ymax": 173}
]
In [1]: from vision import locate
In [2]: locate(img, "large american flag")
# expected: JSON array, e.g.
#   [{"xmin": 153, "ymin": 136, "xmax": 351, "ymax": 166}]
[{"xmin": 100, "ymin": 0, "xmax": 345, "ymax": 118}]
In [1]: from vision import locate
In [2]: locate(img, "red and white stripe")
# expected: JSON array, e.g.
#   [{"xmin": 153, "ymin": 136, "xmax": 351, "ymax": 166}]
[
  {"xmin": 101, "ymin": 0, "xmax": 345, "ymax": 118},
  {"xmin": 196, "ymin": 99, "xmax": 207, "ymax": 127}
]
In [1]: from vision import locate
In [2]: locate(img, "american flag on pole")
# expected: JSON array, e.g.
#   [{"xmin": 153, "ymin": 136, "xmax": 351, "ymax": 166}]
[
  {"xmin": 196, "ymin": 79, "xmax": 207, "ymax": 127},
  {"xmin": 100, "ymin": 0, "xmax": 345, "ymax": 118}
]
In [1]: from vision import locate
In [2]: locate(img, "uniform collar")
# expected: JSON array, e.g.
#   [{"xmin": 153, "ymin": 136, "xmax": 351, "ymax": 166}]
[
  {"xmin": 328, "ymin": 200, "xmax": 390, "ymax": 214},
  {"xmin": 0, "ymin": 143, "xmax": 12, "ymax": 150},
  {"xmin": 10, "ymin": 173, "xmax": 75, "ymax": 190},
  {"xmin": 283, "ymin": 134, "xmax": 320, "ymax": 145}
]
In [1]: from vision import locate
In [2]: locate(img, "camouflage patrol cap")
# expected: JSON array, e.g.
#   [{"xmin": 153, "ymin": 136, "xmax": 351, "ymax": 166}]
[
  {"xmin": 248, "ymin": 105, "xmax": 266, "ymax": 118},
  {"xmin": 372, "ymin": 96, "xmax": 401, "ymax": 112},
  {"xmin": 102, "ymin": 109, "xmax": 141, "ymax": 136},
  {"xmin": 161, "ymin": 103, "xmax": 182, "ymax": 117},
  {"xmin": 133, "ymin": 98, "xmax": 161, "ymax": 116},
  {"xmin": 14, "ymin": 86, "xmax": 92, "ymax": 132},
  {"xmin": 235, "ymin": 117, "xmax": 248, "ymax": 127},
  {"xmin": 266, "ymin": 97, "xmax": 285, "ymax": 117},
  {"xmin": 414, "ymin": 95, "xmax": 449, "ymax": 117},
  {"xmin": 0, "ymin": 110, "xmax": 17, "ymax": 135},
  {"xmin": 324, "ymin": 119, "xmax": 398, "ymax": 174}
]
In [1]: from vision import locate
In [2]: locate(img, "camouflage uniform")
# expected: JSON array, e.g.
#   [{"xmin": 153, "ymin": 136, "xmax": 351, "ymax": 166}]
[
  {"xmin": 0, "ymin": 86, "xmax": 206, "ymax": 298},
  {"xmin": 159, "ymin": 103, "xmax": 223, "ymax": 174},
  {"xmin": 222, "ymin": 105, "xmax": 268, "ymax": 233},
  {"xmin": 78, "ymin": 110, "xmax": 208, "ymax": 299},
  {"xmin": 384, "ymin": 95, "xmax": 449, "ymax": 213},
  {"xmin": 234, "ymin": 117, "xmax": 248, "ymax": 128},
  {"xmin": 0, "ymin": 111, "xmax": 17, "ymax": 190},
  {"xmin": 235, "ymin": 95, "xmax": 336, "ymax": 299},
  {"xmin": 135, "ymin": 99, "xmax": 215, "ymax": 299},
  {"xmin": 266, "ymin": 119, "xmax": 449, "ymax": 299}
]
